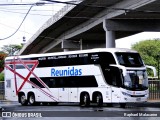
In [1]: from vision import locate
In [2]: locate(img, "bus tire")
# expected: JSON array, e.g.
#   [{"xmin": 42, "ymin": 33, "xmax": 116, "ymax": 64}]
[
  {"xmin": 19, "ymin": 94, "xmax": 28, "ymax": 106},
  {"xmin": 28, "ymin": 94, "xmax": 36, "ymax": 106},
  {"xmin": 96, "ymin": 94, "xmax": 103, "ymax": 107},
  {"xmin": 120, "ymin": 103, "xmax": 126, "ymax": 108},
  {"xmin": 80, "ymin": 93, "xmax": 90, "ymax": 107}
]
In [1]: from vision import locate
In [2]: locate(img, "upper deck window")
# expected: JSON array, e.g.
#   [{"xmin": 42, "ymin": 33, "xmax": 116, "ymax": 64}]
[
  {"xmin": 116, "ymin": 52, "xmax": 144, "ymax": 67},
  {"xmin": 99, "ymin": 52, "xmax": 116, "ymax": 65}
]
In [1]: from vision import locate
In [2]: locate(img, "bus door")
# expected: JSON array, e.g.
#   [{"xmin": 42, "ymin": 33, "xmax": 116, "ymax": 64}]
[
  {"xmin": 110, "ymin": 67, "xmax": 122, "ymax": 103},
  {"xmin": 104, "ymin": 66, "xmax": 122, "ymax": 103}
]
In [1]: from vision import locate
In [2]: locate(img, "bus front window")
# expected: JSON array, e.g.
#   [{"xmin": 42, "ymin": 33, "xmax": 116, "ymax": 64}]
[{"xmin": 123, "ymin": 70, "xmax": 148, "ymax": 90}]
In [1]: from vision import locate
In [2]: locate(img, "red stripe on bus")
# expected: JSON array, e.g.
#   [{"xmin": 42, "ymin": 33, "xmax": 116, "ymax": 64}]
[{"xmin": 5, "ymin": 56, "xmax": 59, "ymax": 101}]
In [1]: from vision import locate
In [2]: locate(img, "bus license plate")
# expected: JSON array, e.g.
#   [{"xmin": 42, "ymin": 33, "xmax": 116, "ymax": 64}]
[{"xmin": 136, "ymin": 98, "xmax": 141, "ymax": 101}]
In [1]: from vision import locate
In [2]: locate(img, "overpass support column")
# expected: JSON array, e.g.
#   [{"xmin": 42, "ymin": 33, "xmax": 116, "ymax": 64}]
[{"xmin": 103, "ymin": 20, "xmax": 115, "ymax": 48}]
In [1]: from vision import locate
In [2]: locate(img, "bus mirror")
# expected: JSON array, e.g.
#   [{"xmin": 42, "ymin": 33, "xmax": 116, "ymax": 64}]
[{"xmin": 146, "ymin": 65, "xmax": 157, "ymax": 77}]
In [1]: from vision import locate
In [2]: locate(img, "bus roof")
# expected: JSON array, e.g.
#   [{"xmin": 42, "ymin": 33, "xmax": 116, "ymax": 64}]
[{"xmin": 6, "ymin": 48, "xmax": 138, "ymax": 60}]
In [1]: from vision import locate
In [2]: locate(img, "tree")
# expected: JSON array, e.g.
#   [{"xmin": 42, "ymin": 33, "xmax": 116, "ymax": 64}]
[
  {"xmin": 0, "ymin": 73, "xmax": 4, "ymax": 81},
  {"xmin": 131, "ymin": 39, "xmax": 160, "ymax": 76},
  {"xmin": 1, "ymin": 44, "xmax": 22, "ymax": 56},
  {"xmin": 0, "ymin": 44, "xmax": 22, "ymax": 73},
  {"xmin": 0, "ymin": 52, "xmax": 7, "ymax": 73}
]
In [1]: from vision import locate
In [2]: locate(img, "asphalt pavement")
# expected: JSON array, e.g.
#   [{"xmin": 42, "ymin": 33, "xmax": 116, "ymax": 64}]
[{"xmin": 0, "ymin": 101, "xmax": 160, "ymax": 120}]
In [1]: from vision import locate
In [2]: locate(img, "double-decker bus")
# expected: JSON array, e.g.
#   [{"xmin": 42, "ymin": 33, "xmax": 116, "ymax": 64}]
[{"xmin": 5, "ymin": 48, "xmax": 148, "ymax": 107}]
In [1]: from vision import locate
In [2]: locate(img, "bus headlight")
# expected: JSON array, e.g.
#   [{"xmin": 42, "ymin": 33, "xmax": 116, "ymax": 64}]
[{"xmin": 122, "ymin": 92, "xmax": 131, "ymax": 97}]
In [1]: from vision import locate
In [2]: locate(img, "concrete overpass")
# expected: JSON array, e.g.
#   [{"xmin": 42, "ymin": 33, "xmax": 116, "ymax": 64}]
[{"xmin": 19, "ymin": 0, "xmax": 160, "ymax": 55}]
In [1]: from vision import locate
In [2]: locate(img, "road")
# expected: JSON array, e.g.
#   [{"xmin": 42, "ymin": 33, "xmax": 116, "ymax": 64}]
[{"xmin": 0, "ymin": 102, "xmax": 160, "ymax": 120}]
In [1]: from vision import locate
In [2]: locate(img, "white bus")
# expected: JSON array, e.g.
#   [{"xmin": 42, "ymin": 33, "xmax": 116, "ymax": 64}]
[{"xmin": 5, "ymin": 48, "xmax": 148, "ymax": 107}]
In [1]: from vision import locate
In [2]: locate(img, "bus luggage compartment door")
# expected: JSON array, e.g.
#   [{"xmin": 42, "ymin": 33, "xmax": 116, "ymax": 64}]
[
  {"xmin": 69, "ymin": 88, "xmax": 78, "ymax": 102},
  {"xmin": 58, "ymin": 88, "xmax": 69, "ymax": 102},
  {"xmin": 5, "ymin": 79, "xmax": 17, "ymax": 101}
]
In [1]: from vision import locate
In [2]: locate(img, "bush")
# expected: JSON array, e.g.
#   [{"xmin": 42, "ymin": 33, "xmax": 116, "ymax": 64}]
[{"xmin": 0, "ymin": 73, "xmax": 4, "ymax": 81}]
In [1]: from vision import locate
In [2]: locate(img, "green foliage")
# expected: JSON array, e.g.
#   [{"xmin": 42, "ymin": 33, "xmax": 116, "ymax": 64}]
[
  {"xmin": 131, "ymin": 39, "xmax": 160, "ymax": 76},
  {"xmin": 1, "ymin": 44, "xmax": 22, "ymax": 56},
  {"xmin": 0, "ymin": 73, "xmax": 4, "ymax": 81},
  {"xmin": 0, "ymin": 44, "xmax": 22, "ymax": 73},
  {"xmin": 0, "ymin": 52, "xmax": 7, "ymax": 72}
]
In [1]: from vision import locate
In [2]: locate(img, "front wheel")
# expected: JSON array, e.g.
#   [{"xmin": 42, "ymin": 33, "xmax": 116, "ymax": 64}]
[
  {"xmin": 80, "ymin": 93, "xmax": 90, "ymax": 107},
  {"xmin": 19, "ymin": 94, "xmax": 28, "ymax": 106},
  {"xmin": 28, "ymin": 94, "xmax": 36, "ymax": 106}
]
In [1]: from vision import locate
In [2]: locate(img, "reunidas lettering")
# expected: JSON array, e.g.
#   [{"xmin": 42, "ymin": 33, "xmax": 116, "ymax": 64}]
[{"xmin": 51, "ymin": 67, "xmax": 82, "ymax": 76}]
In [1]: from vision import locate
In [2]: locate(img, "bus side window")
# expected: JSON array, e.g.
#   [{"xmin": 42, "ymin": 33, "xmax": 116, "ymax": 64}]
[
  {"xmin": 48, "ymin": 79, "xmax": 56, "ymax": 88},
  {"xmin": 104, "ymin": 67, "xmax": 122, "ymax": 87},
  {"xmin": 100, "ymin": 52, "xmax": 116, "ymax": 65},
  {"xmin": 104, "ymin": 68, "xmax": 112, "ymax": 85}
]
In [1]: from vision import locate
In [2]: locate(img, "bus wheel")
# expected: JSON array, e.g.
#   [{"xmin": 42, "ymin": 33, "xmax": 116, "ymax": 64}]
[
  {"xmin": 28, "ymin": 94, "xmax": 36, "ymax": 106},
  {"xmin": 80, "ymin": 93, "xmax": 90, "ymax": 107},
  {"xmin": 96, "ymin": 94, "xmax": 103, "ymax": 107},
  {"xmin": 120, "ymin": 103, "xmax": 126, "ymax": 108},
  {"xmin": 19, "ymin": 94, "xmax": 28, "ymax": 106}
]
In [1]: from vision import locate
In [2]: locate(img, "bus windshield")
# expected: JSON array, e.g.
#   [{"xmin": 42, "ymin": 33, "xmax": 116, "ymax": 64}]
[
  {"xmin": 123, "ymin": 70, "xmax": 148, "ymax": 90},
  {"xmin": 116, "ymin": 52, "xmax": 144, "ymax": 67}
]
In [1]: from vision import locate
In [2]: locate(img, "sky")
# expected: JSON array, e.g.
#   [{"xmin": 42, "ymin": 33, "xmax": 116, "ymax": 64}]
[
  {"xmin": 116, "ymin": 32, "xmax": 160, "ymax": 48},
  {"xmin": 0, "ymin": 0, "xmax": 66, "ymax": 49},
  {"xmin": 0, "ymin": 0, "xmax": 160, "ymax": 50}
]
